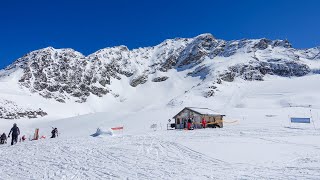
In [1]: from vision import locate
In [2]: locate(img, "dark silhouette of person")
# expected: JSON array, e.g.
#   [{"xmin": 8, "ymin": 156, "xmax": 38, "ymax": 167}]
[
  {"xmin": 8, "ymin": 123, "xmax": 20, "ymax": 145},
  {"xmin": 0, "ymin": 133, "xmax": 7, "ymax": 144},
  {"xmin": 51, "ymin": 128, "xmax": 58, "ymax": 138}
]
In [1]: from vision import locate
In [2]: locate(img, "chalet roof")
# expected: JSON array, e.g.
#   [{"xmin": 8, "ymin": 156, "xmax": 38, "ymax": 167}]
[
  {"xmin": 173, "ymin": 107, "xmax": 224, "ymax": 118},
  {"xmin": 188, "ymin": 107, "xmax": 223, "ymax": 116}
]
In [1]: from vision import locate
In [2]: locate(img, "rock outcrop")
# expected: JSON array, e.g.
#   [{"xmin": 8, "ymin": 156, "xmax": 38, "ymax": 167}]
[{"xmin": 0, "ymin": 99, "xmax": 47, "ymax": 119}]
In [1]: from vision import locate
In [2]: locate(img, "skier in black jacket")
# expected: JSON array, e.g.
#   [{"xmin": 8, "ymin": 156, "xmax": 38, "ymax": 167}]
[
  {"xmin": 8, "ymin": 123, "xmax": 20, "ymax": 145},
  {"xmin": 51, "ymin": 128, "xmax": 58, "ymax": 138}
]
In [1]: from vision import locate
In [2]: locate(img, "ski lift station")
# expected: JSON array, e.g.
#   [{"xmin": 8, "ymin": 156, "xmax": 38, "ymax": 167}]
[{"xmin": 173, "ymin": 107, "xmax": 225, "ymax": 129}]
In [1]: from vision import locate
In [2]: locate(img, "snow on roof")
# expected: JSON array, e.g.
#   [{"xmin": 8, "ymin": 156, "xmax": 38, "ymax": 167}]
[{"xmin": 187, "ymin": 107, "xmax": 224, "ymax": 116}]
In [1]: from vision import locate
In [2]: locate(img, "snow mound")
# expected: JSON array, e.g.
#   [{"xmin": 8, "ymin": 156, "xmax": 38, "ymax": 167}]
[{"xmin": 91, "ymin": 128, "xmax": 113, "ymax": 137}]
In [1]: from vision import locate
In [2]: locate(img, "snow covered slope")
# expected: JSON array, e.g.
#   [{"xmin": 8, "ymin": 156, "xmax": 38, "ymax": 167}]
[{"xmin": 0, "ymin": 75, "xmax": 320, "ymax": 179}]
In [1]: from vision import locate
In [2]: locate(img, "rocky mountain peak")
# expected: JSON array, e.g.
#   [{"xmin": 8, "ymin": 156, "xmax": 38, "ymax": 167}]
[
  {"xmin": 0, "ymin": 34, "xmax": 319, "ymax": 104},
  {"xmin": 253, "ymin": 38, "xmax": 292, "ymax": 50}
]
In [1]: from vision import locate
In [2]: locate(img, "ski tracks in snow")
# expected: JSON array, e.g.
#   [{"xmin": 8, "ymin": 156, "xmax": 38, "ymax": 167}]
[
  {"xmin": 0, "ymin": 135, "xmax": 227, "ymax": 180},
  {"xmin": 1, "ymin": 131, "xmax": 320, "ymax": 179}
]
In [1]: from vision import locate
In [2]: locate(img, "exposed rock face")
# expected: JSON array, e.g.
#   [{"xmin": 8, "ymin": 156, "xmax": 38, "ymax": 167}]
[
  {"xmin": 264, "ymin": 60, "xmax": 310, "ymax": 77},
  {"xmin": 299, "ymin": 47, "xmax": 320, "ymax": 60},
  {"xmin": 253, "ymin": 39, "xmax": 272, "ymax": 50},
  {"xmin": 0, "ymin": 99, "xmax": 47, "ymax": 119},
  {"xmin": 130, "ymin": 75, "xmax": 148, "ymax": 87},
  {"xmin": 176, "ymin": 34, "xmax": 218, "ymax": 68},
  {"xmin": 152, "ymin": 76, "xmax": 169, "ymax": 82},
  {"xmin": 187, "ymin": 65, "xmax": 210, "ymax": 79},
  {"xmin": 9, "ymin": 47, "xmax": 111, "ymax": 103},
  {"xmin": 1, "ymin": 33, "xmax": 319, "ymax": 104},
  {"xmin": 220, "ymin": 60, "xmax": 310, "ymax": 82},
  {"xmin": 253, "ymin": 39, "xmax": 292, "ymax": 50},
  {"xmin": 203, "ymin": 85, "xmax": 217, "ymax": 98}
]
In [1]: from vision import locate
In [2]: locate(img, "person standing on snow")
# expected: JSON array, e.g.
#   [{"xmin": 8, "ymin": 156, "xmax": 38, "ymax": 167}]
[
  {"xmin": 8, "ymin": 123, "xmax": 20, "ymax": 145},
  {"xmin": 0, "ymin": 132, "xmax": 7, "ymax": 144},
  {"xmin": 201, "ymin": 117, "xmax": 207, "ymax": 129},
  {"xmin": 187, "ymin": 118, "xmax": 192, "ymax": 130},
  {"xmin": 51, "ymin": 128, "xmax": 58, "ymax": 138}
]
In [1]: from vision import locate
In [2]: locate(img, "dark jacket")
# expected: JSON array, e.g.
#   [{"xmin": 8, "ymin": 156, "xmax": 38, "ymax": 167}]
[
  {"xmin": 188, "ymin": 118, "xmax": 192, "ymax": 123},
  {"xmin": 9, "ymin": 125, "xmax": 20, "ymax": 136},
  {"xmin": 51, "ymin": 128, "xmax": 58, "ymax": 138},
  {"xmin": 0, "ymin": 133, "xmax": 6, "ymax": 140}
]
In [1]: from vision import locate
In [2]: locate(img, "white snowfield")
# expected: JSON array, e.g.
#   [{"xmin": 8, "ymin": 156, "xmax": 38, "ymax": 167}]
[
  {"xmin": 0, "ymin": 127, "xmax": 320, "ymax": 179},
  {"xmin": 1, "ymin": 74, "xmax": 320, "ymax": 179}
]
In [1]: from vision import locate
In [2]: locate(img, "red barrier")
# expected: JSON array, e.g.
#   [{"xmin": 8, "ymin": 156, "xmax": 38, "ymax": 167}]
[{"xmin": 111, "ymin": 127, "xmax": 124, "ymax": 130}]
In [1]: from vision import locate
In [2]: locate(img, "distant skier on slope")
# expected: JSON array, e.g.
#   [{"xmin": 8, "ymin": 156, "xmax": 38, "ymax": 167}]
[
  {"xmin": 8, "ymin": 123, "xmax": 20, "ymax": 145},
  {"xmin": 51, "ymin": 128, "xmax": 58, "ymax": 138},
  {"xmin": 0, "ymin": 132, "xmax": 7, "ymax": 144}
]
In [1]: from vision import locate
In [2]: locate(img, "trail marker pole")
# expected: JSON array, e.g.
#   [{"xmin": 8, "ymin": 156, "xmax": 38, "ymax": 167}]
[{"xmin": 310, "ymin": 109, "xmax": 316, "ymax": 130}]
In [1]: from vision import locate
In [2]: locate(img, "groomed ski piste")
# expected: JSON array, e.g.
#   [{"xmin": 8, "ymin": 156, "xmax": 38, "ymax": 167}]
[{"xmin": 1, "ymin": 72, "xmax": 320, "ymax": 179}]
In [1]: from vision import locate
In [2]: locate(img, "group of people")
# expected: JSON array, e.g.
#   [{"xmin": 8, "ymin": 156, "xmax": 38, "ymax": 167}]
[
  {"xmin": 0, "ymin": 123, "xmax": 20, "ymax": 145},
  {"xmin": 180, "ymin": 117, "xmax": 207, "ymax": 130},
  {"xmin": 0, "ymin": 123, "xmax": 59, "ymax": 146}
]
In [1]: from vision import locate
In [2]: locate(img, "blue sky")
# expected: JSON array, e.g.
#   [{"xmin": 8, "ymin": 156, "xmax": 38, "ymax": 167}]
[{"xmin": 0, "ymin": 0, "xmax": 319, "ymax": 68}]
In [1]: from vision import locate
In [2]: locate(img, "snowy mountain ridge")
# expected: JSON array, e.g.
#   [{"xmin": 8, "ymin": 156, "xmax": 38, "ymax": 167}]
[{"xmin": 0, "ymin": 33, "xmax": 320, "ymax": 119}]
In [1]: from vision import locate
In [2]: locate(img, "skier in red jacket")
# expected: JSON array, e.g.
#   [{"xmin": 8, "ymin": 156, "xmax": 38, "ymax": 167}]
[
  {"xmin": 187, "ymin": 118, "xmax": 192, "ymax": 130},
  {"xmin": 201, "ymin": 118, "xmax": 207, "ymax": 129}
]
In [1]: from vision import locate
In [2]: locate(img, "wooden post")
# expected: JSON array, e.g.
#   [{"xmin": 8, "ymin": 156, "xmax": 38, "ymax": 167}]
[{"xmin": 34, "ymin": 128, "xmax": 39, "ymax": 140}]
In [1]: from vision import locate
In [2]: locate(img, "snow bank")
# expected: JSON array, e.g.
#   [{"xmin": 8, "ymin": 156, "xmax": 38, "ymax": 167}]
[{"xmin": 91, "ymin": 128, "xmax": 113, "ymax": 137}]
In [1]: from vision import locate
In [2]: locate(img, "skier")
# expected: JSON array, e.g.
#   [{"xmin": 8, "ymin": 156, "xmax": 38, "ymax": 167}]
[
  {"xmin": 201, "ymin": 117, "xmax": 207, "ymax": 129},
  {"xmin": 51, "ymin": 128, "xmax": 58, "ymax": 138},
  {"xmin": 187, "ymin": 118, "xmax": 192, "ymax": 130},
  {"xmin": 0, "ymin": 133, "xmax": 7, "ymax": 144},
  {"xmin": 8, "ymin": 123, "xmax": 20, "ymax": 145}
]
